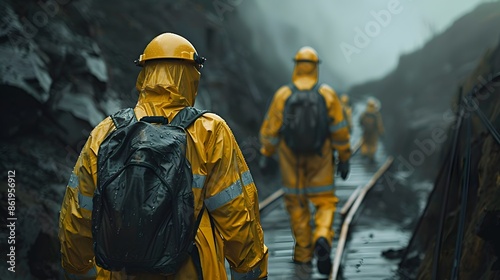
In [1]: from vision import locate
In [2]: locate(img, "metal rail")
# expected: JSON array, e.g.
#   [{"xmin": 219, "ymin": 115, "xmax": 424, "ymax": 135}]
[
  {"xmin": 339, "ymin": 184, "xmax": 362, "ymax": 216},
  {"xmin": 331, "ymin": 156, "xmax": 394, "ymax": 280},
  {"xmin": 259, "ymin": 189, "xmax": 284, "ymax": 212},
  {"xmin": 351, "ymin": 138, "xmax": 363, "ymax": 155}
]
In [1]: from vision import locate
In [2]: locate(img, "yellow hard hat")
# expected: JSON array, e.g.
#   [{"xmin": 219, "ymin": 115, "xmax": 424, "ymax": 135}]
[
  {"xmin": 135, "ymin": 33, "xmax": 205, "ymax": 67},
  {"xmin": 294, "ymin": 46, "xmax": 320, "ymax": 63},
  {"xmin": 340, "ymin": 94, "xmax": 349, "ymax": 104},
  {"xmin": 366, "ymin": 98, "xmax": 381, "ymax": 112}
]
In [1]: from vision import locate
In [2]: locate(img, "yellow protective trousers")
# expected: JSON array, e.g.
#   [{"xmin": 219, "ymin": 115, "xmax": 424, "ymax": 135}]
[
  {"xmin": 284, "ymin": 193, "xmax": 338, "ymax": 262},
  {"xmin": 361, "ymin": 133, "xmax": 379, "ymax": 159},
  {"xmin": 278, "ymin": 143, "xmax": 339, "ymax": 263}
]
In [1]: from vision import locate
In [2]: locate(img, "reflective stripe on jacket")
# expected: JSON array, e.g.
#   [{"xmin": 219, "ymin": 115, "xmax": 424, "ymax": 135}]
[{"xmin": 59, "ymin": 60, "xmax": 268, "ymax": 280}]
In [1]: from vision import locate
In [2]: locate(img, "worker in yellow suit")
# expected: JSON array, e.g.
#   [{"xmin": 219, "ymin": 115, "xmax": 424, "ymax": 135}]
[
  {"xmin": 259, "ymin": 46, "xmax": 351, "ymax": 275},
  {"xmin": 58, "ymin": 33, "xmax": 268, "ymax": 280},
  {"xmin": 359, "ymin": 98, "xmax": 384, "ymax": 162},
  {"xmin": 340, "ymin": 94, "xmax": 353, "ymax": 133}
]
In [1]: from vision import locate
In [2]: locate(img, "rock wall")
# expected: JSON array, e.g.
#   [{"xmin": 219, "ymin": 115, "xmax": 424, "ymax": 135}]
[
  {"xmin": 400, "ymin": 40, "xmax": 500, "ymax": 280},
  {"xmin": 344, "ymin": 3, "xmax": 500, "ymax": 278},
  {"xmin": 348, "ymin": 2, "xmax": 500, "ymax": 180}
]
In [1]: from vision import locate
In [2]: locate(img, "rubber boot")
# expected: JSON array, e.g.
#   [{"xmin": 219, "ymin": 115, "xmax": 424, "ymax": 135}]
[{"xmin": 314, "ymin": 237, "xmax": 332, "ymax": 275}]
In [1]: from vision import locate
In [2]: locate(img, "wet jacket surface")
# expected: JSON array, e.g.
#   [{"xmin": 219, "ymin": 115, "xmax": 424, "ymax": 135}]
[
  {"xmin": 259, "ymin": 68, "xmax": 352, "ymax": 191},
  {"xmin": 360, "ymin": 110, "xmax": 384, "ymax": 143},
  {"xmin": 360, "ymin": 105, "xmax": 384, "ymax": 158},
  {"xmin": 258, "ymin": 60, "xmax": 351, "ymax": 262},
  {"xmin": 59, "ymin": 61, "xmax": 268, "ymax": 279},
  {"xmin": 341, "ymin": 102, "xmax": 353, "ymax": 133}
]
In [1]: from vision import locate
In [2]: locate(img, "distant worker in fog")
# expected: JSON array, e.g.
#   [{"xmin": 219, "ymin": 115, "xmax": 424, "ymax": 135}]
[
  {"xmin": 258, "ymin": 46, "xmax": 351, "ymax": 275},
  {"xmin": 59, "ymin": 33, "xmax": 268, "ymax": 280},
  {"xmin": 359, "ymin": 98, "xmax": 384, "ymax": 162},
  {"xmin": 340, "ymin": 94, "xmax": 353, "ymax": 133}
]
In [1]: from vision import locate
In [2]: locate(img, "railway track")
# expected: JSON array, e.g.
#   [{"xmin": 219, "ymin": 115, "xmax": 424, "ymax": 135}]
[
  {"xmin": 227, "ymin": 102, "xmax": 410, "ymax": 279},
  {"xmin": 258, "ymin": 140, "xmax": 405, "ymax": 279}
]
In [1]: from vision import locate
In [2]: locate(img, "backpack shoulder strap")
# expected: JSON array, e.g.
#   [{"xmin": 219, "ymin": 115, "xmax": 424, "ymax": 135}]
[
  {"xmin": 287, "ymin": 83, "xmax": 297, "ymax": 93},
  {"xmin": 170, "ymin": 107, "xmax": 209, "ymax": 129},
  {"xmin": 188, "ymin": 205, "xmax": 206, "ymax": 280},
  {"xmin": 312, "ymin": 83, "xmax": 321, "ymax": 93},
  {"xmin": 110, "ymin": 108, "xmax": 136, "ymax": 129}
]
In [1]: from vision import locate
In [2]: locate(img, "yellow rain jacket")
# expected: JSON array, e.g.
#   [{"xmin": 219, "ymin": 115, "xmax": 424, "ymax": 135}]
[
  {"xmin": 360, "ymin": 102, "xmax": 384, "ymax": 159},
  {"xmin": 59, "ymin": 60, "xmax": 268, "ymax": 280},
  {"xmin": 259, "ymin": 60, "xmax": 351, "ymax": 262},
  {"xmin": 340, "ymin": 95, "xmax": 353, "ymax": 133}
]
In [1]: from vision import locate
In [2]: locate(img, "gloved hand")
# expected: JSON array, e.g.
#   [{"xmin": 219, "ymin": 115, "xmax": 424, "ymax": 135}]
[
  {"xmin": 259, "ymin": 155, "xmax": 271, "ymax": 175},
  {"xmin": 337, "ymin": 161, "xmax": 350, "ymax": 180}
]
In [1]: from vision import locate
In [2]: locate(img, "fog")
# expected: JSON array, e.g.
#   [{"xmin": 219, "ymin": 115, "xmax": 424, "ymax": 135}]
[{"xmin": 236, "ymin": 0, "xmax": 485, "ymax": 91}]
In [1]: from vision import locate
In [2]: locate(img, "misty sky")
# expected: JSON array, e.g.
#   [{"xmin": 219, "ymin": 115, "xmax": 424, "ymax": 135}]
[{"xmin": 237, "ymin": 0, "xmax": 486, "ymax": 90}]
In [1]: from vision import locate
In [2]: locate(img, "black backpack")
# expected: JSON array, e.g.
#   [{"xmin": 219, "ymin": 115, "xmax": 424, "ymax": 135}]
[
  {"xmin": 92, "ymin": 106, "xmax": 207, "ymax": 275},
  {"xmin": 280, "ymin": 83, "xmax": 330, "ymax": 155}
]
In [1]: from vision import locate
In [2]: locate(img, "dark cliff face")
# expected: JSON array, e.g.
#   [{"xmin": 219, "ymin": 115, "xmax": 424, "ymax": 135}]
[
  {"xmin": 395, "ymin": 34, "xmax": 500, "ymax": 280},
  {"xmin": 1, "ymin": 2, "xmax": 110, "ymax": 277},
  {"xmin": 348, "ymin": 2, "xmax": 500, "ymax": 180},
  {"xmin": 399, "ymin": 42, "xmax": 500, "ymax": 280},
  {"xmin": 343, "ymin": 3, "xmax": 500, "ymax": 279}
]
